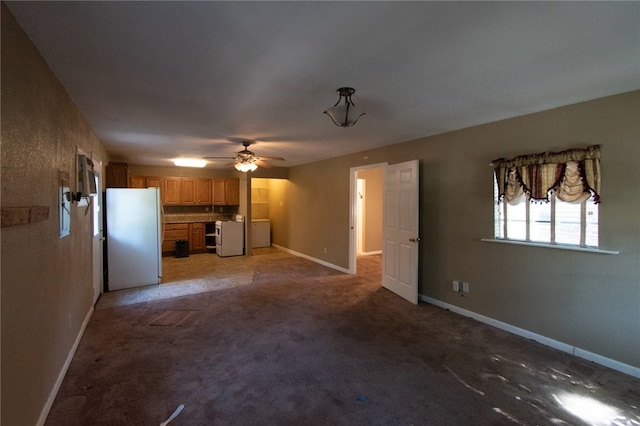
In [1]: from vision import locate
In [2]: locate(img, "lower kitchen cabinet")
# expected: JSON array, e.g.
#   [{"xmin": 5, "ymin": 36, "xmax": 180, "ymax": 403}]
[
  {"xmin": 190, "ymin": 223, "xmax": 205, "ymax": 251},
  {"xmin": 162, "ymin": 222, "xmax": 209, "ymax": 255},
  {"xmin": 162, "ymin": 223, "xmax": 189, "ymax": 255}
]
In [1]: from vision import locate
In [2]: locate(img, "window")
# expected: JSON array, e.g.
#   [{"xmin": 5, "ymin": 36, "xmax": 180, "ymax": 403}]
[
  {"xmin": 493, "ymin": 145, "xmax": 601, "ymax": 248},
  {"xmin": 494, "ymin": 179, "xmax": 599, "ymax": 247}
]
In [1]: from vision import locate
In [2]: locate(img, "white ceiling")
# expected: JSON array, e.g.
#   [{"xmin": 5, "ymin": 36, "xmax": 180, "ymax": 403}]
[{"xmin": 7, "ymin": 1, "xmax": 640, "ymax": 168}]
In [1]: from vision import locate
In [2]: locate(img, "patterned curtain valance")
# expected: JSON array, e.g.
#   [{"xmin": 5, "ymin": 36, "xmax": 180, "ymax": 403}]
[{"xmin": 493, "ymin": 145, "xmax": 601, "ymax": 204}]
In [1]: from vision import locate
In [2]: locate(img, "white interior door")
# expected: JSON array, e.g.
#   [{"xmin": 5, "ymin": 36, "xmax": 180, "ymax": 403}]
[
  {"xmin": 382, "ymin": 160, "xmax": 419, "ymax": 304},
  {"xmin": 92, "ymin": 161, "xmax": 103, "ymax": 304}
]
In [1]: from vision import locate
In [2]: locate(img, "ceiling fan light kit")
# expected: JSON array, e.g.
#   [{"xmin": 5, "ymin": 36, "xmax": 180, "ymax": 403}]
[
  {"xmin": 234, "ymin": 160, "xmax": 258, "ymax": 172},
  {"xmin": 324, "ymin": 87, "xmax": 365, "ymax": 127}
]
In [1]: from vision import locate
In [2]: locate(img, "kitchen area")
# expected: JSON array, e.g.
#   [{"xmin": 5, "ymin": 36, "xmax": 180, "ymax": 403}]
[{"xmin": 104, "ymin": 162, "xmax": 275, "ymax": 292}]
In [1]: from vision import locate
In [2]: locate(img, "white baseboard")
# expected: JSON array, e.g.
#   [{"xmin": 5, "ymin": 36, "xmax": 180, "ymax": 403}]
[
  {"xmin": 37, "ymin": 306, "xmax": 94, "ymax": 426},
  {"xmin": 420, "ymin": 295, "xmax": 640, "ymax": 379},
  {"xmin": 271, "ymin": 244, "xmax": 350, "ymax": 274}
]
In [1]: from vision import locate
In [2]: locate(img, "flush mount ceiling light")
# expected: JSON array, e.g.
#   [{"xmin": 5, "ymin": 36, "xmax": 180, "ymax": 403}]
[
  {"xmin": 173, "ymin": 158, "xmax": 207, "ymax": 168},
  {"xmin": 324, "ymin": 87, "xmax": 365, "ymax": 127}
]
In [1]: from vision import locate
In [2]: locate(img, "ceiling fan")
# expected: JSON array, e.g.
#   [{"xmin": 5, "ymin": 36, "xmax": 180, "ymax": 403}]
[{"xmin": 204, "ymin": 141, "xmax": 285, "ymax": 172}]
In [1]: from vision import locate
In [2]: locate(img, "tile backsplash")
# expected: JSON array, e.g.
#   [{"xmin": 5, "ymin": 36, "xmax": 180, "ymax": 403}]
[{"xmin": 163, "ymin": 205, "xmax": 238, "ymax": 222}]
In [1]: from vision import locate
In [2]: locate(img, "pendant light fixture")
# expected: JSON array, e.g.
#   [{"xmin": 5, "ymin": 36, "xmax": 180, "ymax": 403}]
[{"xmin": 324, "ymin": 87, "xmax": 365, "ymax": 127}]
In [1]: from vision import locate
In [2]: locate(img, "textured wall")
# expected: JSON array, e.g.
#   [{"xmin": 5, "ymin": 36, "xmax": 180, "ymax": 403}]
[
  {"xmin": 281, "ymin": 91, "xmax": 640, "ymax": 369},
  {"xmin": 1, "ymin": 5, "xmax": 109, "ymax": 425}
]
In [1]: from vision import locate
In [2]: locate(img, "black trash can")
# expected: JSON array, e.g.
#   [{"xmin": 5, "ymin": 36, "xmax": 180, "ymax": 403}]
[{"xmin": 175, "ymin": 240, "xmax": 189, "ymax": 258}]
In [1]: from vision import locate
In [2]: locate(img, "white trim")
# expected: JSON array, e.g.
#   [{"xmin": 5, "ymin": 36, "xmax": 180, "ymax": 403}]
[
  {"xmin": 37, "ymin": 306, "xmax": 94, "ymax": 426},
  {"xmin": 420, "ymin": 295, "xmax": 640, "ymax": 379},
  {"xmin": 272, "ymin": 244, "xmax": 350, "ymax": 274},
  {"xmin": 480, "ymin": 238, "xmax": 619, "ymax": 254},
  {"xmin": 349, "ymin": 163, "xmax": 388, "ymax": 274}
]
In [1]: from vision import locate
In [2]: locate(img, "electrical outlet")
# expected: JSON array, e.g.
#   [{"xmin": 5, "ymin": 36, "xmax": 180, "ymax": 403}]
[
  {"xmin": 323, "ymin": 247, "xmax": 327, "ymax": 254},
  {"xmin": 462, "ymin": 282, "xmax": 470, "ymax": 293},
  {"xmin": 452, "ymin": 280, "xmax": 460, "ymax": 292}
]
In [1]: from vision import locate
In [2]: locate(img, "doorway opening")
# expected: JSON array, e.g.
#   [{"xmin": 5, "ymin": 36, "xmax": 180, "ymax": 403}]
[
  {"xmin": 91, "ymin": 158, "xmax": 103, "ymax": 305},
  {"xmin": 349, "ymin": 163, "xmax": 386, "ymax": 276}
]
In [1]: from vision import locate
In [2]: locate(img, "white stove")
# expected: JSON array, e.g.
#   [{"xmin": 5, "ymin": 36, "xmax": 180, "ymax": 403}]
[{"xmin": 215, "ymin": 215, "xmax": 244, "ymax": 257}]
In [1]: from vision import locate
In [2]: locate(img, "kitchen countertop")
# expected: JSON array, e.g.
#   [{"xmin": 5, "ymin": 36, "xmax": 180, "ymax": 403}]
[{"xmin": 164, "ymin": 214, "xmax": 229, "ymax": 224}]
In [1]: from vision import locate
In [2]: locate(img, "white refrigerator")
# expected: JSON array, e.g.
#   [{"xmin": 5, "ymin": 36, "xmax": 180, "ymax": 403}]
[{"xmin": 106, "ymin": 188, "xmax": 162, "ymax": 291}]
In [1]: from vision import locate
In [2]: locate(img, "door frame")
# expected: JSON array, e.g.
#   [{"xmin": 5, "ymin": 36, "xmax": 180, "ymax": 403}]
[
  {"xmin": 349, "ymin": 163, "xmax": 387, "ymax": 274},
  {"xmin": 91, "ymin": 156, "xmax": 103, "ymax": 304}
]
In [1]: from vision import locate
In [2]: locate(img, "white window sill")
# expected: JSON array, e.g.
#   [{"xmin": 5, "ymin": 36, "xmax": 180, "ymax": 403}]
[{"xmin": 480, "ymin": 238, "xmax": 619, "ymax": 255}]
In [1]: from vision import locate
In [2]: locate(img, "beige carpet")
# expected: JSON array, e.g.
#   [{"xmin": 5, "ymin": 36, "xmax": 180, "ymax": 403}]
[{"xmin": 47, "ymin": 249, "xmax": 638, "ymax": 425}]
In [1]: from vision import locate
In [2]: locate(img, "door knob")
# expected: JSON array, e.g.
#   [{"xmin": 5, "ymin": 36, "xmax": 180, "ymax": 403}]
[{"xmin": 409, "ymin": 237, "xmax": 421, "ymax": 243}]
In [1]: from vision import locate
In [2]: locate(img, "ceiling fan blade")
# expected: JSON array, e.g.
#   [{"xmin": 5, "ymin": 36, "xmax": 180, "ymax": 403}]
[
  {"xmin": 203, "ymin": 156, "xmax": 235, "ymax": 160},
  {"xmin": 254, "ymin": 159, "xmax": 272, "ymax": 168},
  {"xmin": 258, "ymin": 156, "xmax": 286, "ymax": 161}
]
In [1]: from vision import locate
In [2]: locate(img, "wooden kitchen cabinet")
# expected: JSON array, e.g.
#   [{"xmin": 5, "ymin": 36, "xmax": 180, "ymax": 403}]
[
  {"xmin": 146, "ymin": 177, "xmax": 163, "ymax": 202},
  {"xmin": 162, "ymin": 222, "xmax": 208, "ymax": 255},
  {"xmin": 136, "ymin": 175, "xmax": 228, "ymax": 206},
  {"xmin": 163, "ymin": 177, "xmax": 181, "ymax": 205},
  {"xmin": 146, "ymin": 176, "xmax": 163, "ymax": 189},
  {"xmin": 180, "ymin": 178, "xmax": 196, "ymax": 204},
  {"xmin": 195, "ymin": 178, "xmax": 212, "ymax": 205},
  {"xmin": 213, "ymin": 178, "xmax": 240, "ymax": 205},
  {"xmin": 105, "ymin": 162, "xmax": 129, "ymax": 188},
  {"xmin": 162, "ymin": 223, "xmax": 189, "ymax": 255},
  {"xmin": 190, "ymin": 223, "xmax": 205, "ymax": 251},
  {"xmin": 129, "ymin": 175, "xmax": 147, "ymax": 188}
]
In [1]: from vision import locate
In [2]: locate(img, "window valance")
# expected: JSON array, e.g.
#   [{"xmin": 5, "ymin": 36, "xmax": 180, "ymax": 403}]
[{"xmin": 493, "ymin": 145, "xmax": 601, "ymax": 205}]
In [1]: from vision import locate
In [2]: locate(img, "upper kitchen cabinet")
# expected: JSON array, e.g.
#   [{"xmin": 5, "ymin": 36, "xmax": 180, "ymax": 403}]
[
  {"xmin": 213, "ymin": 178, "xmax": 239, "ymax": 205},
  {"xmin": 129, "ymin": 175, "xmax": 146, "ymax": 188},
  {"xmin": 160, "ymin": 177, "xmax": 213, "ymax": 206},
  {"xmin": 163, "ymin": 177, "xmax": 181, "ymax": 205},
  {"xmin": 179, "ymin": 178, "xmax": 212, "ymax": 205},
  {"xmin": 195, "ymin": 178, "xmax": 212, "ymax": 205},
  {"xmin": 146, "ymin": 176, "xmax": 163, "ymax": 189},
  {"xmin": 180, "ymin": 178, "xmax": 196, "ymax": 204},
  {"xmin": 105, "ymin": 162, "xmax": 129, "ymax": 188},
  {"xmin": 126, "ymin": 173, "xmax": 231, "ymax": 205}
]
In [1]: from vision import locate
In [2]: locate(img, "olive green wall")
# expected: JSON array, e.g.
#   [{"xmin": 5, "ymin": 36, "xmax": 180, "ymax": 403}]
[
  {"xmin": 1, "ymin": 4, "xmax": 110, "ymax": 425},
  {"xmin": 279, "ymin": 91, "xmax": 640, "ymax": 370}
]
